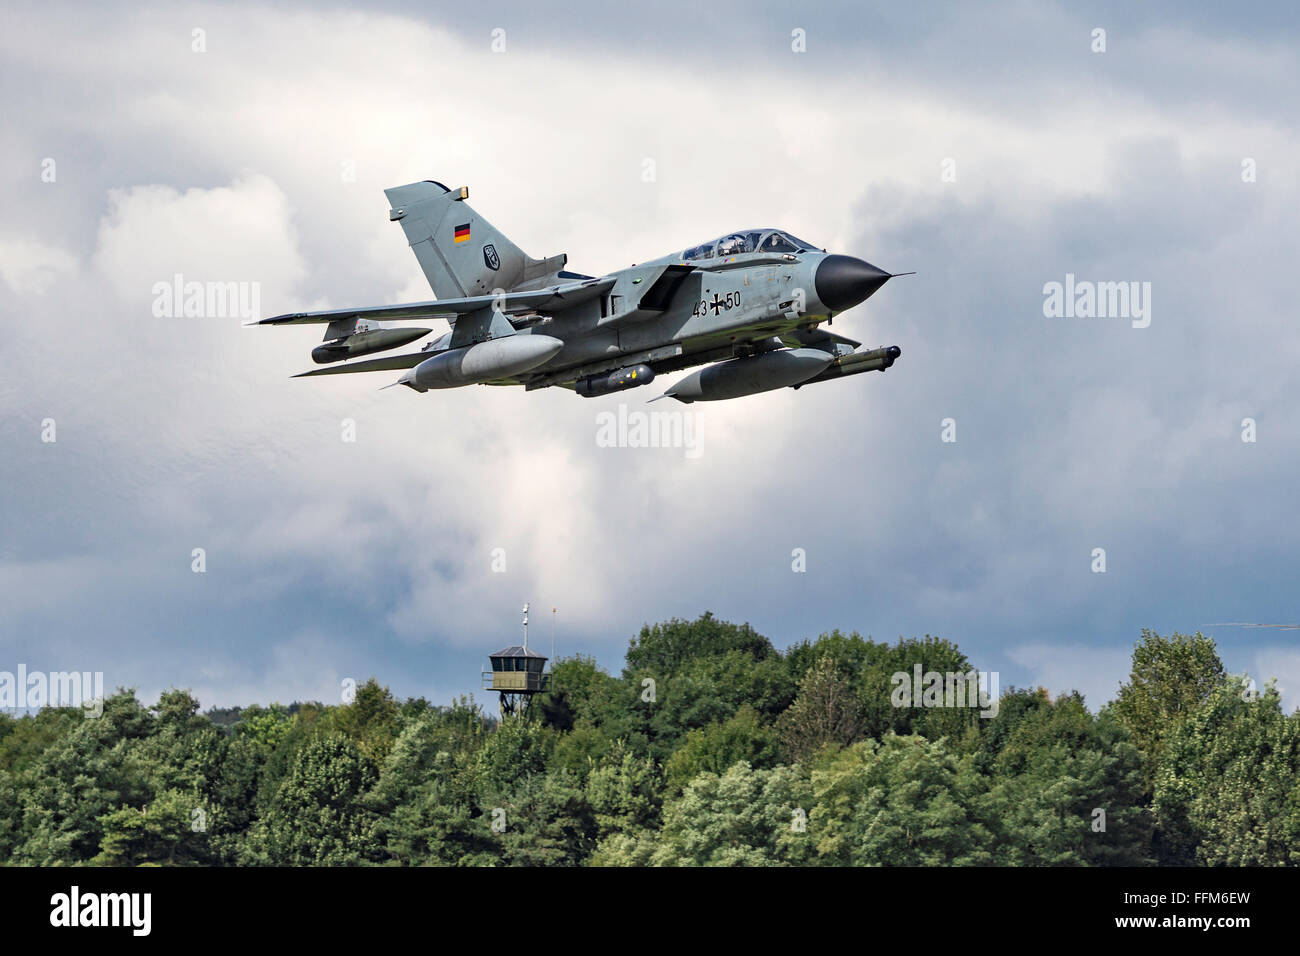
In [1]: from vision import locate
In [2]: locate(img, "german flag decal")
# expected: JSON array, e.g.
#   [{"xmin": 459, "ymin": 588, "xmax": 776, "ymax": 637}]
[{"xmin": 453, "ymin": 222, "xmax": 471, "ymax": 244}]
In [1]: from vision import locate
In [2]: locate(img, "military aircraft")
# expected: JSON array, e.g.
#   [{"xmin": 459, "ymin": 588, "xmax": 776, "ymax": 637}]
[{"xmin": 253, "ymin": 180, "xmax": 906, "ymax": 402}]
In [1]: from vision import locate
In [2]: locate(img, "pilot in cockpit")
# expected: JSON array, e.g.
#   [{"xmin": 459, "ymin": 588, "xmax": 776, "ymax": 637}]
[{"xmin": 717, "ymin": 235, "xmax": 743, "ymax": 257}]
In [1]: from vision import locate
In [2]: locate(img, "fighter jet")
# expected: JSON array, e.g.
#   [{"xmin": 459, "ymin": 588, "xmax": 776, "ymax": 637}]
[{"xmin": 253, "ymin": 180, "xmax": 906, "ymax": 402}]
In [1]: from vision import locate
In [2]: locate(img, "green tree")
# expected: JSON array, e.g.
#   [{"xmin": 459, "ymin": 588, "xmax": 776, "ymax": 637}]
[
  {"xmin": 253, "ymin": 701, "xmax": 329, "ymax": 815},
  {"xmin": 969, "ymin": 686, "xmax": 1053, "ymax": 774},
  {"xmin": 1111, "ymin": 629, "xmax": 1225, "ymax": 789},
  {"xmin": 232, "ymin": 703, "xmax": 293, "ymax": 755},
  {"xmin": 13, "ymin": 691, "xmax": 155, "ymax": 865},
  {"xmin": 810, "ymin": 735, "xmax": 993, "ymax": 866},
  {"xmin": 679, "ymin": 650, "xmax": 796, "ymax": 722},
  {"xmin": 982, "ymin": 694, "xmax": 1151, "ymax": 865},
  {"xmin": 0, "ymin": 706, "xmax": 83, "ymax": 774},
  {"xmin": 586, "ymin": 740, "xmax": 664, "ymax": 838},
  {"xmin": 652, "ymin": 762, "xmax": 813, "ymax": 866},
  {"xmin": 784, "ymin": 629, "xmax": 879, "ymax": 685},
  {"xmin": 638, "ymin": 672, "xmax": 734, "ymax": 760},
  {"xmin": 540, "ymin": 656, "xmax": 630, "ymax": 733},
  {"xmin": 492, "ymin": 769, "xmax": 596, "ymax": 866},
  {"xmin": 369, "ymin": 712, "xmax": 493, "ymax": 865},
  {"xmin": 1153, "ymin": 677, "xmax": 1300, "ymax": 865},
  {"xmin": 469, "ymin": 718, "xmax": 553, "ymax": 803},
  {"xmin": 208, "ymin": 734, "xmax": 262, "ymax": 864},
  {"xmin": 92, "ymin": 788, "xmax": 210, "ymax": 866},
  {"xmin": 624, "ymin": 612, "xmax": 775, "ymax": 678},
  {"xmin": 666, "ymin": 704, "xmax": 778, "ymax": 789},
  {"xmin": 0, "ymin": 770, "xmax": 19, "ymax": 859},
  {"xmin": 6, "ymin": 618, "xmax": 1295, "ymax": 870},
  {"xmin": 542, "ymin": 659, "xmax": 639, "ymax": 778},
  {"xmin": 777, "ymin": 657, "xmax": 862, "ymax": 764},
  {"xmin": 857, "ymin": 636, "xmax": 982, "ymax": 742},
  {"xmin": 588, "ymin": 830, "xmax": 660, "ymax": 866},
  {"xmin": 141, "ymin": 690, "xmax": 226, "ymax": 803},
  {"xmin": 260, "ymin": 733, "xmax": 380, "ymax": 866},
  {"xmin": 550, "ymin": 720, "xmax": 624, "ymax": 780},
  {"xmin": 329, "ymin": 678, "xmax": 401, "ymax": 764}
]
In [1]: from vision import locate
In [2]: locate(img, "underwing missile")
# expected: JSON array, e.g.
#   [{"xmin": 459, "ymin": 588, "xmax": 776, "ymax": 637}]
[{"xmin": 793, "ymin": 345, "xmax": 901, "ymax": 388}]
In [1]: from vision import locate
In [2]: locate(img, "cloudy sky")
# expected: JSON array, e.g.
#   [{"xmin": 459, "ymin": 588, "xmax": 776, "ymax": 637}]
[{"xmin": 2, "ymin": 0, "xmax": 1297, "ymax": 713}]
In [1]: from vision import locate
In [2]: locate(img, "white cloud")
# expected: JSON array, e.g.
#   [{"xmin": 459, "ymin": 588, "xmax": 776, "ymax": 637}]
[
  {"xmin": 0, "ymin": 237, "xmax": 77, "ymax": 294},
  {"xmin": 92, "ymin": 173, "xmax": 307, "ymax": 319}
]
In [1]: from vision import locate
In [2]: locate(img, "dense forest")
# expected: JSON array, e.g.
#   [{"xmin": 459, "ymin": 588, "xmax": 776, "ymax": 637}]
[{"xmin": 2, "ymin": 614, "xmax": 1297, "ymax": 866}]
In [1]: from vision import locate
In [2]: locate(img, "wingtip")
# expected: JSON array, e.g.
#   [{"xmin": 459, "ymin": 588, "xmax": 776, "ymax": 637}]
[{"xmin": 248, "ymin": 314, "xmax": 299, "ymax": 326}]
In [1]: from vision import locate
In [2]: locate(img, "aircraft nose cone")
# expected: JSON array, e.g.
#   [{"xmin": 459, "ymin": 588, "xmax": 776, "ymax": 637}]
[{"xmin": 814, "ymin": 255, "xmax": 891, "ymax": 312}]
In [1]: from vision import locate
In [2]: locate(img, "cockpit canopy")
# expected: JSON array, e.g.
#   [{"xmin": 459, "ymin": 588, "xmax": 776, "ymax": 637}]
[{"xmin": 681, "ymin": 229, "xmax": 822, "ymax": 261}]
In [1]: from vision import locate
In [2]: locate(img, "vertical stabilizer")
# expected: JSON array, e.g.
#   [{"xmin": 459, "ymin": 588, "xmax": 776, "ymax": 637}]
[{"xmin": 384, "ymin": 180, "xmax": 563, "ymax": 299}]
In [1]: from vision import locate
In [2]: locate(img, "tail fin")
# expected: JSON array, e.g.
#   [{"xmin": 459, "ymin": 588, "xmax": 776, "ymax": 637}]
[{"xmin": 383, "ymin": 180, "xmax": 565, "ymax": 298}]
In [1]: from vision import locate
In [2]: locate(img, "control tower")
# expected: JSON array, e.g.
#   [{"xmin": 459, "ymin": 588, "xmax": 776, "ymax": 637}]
[{"xmin": 481, "ymin": 603, "xmax": 550, "ymax": 718}]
